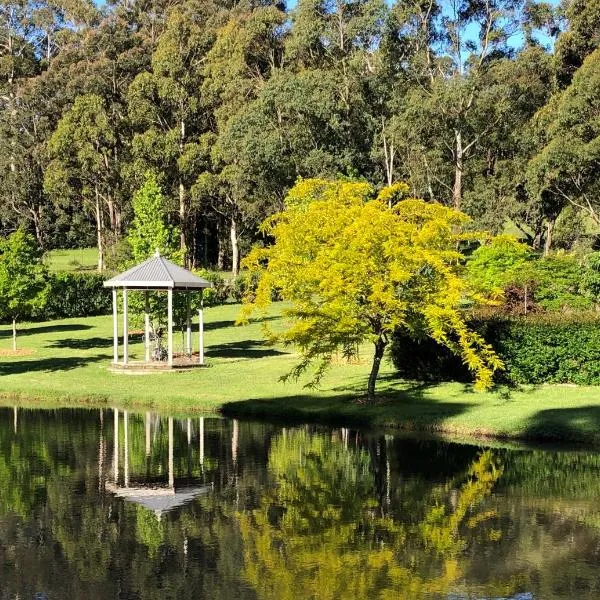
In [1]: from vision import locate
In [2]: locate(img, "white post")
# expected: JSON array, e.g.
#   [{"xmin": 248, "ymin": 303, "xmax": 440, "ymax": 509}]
[
  {"xmin": 144, "ymin": 291, "xmax": 150, "ymax": 363},
  {"xmin": 112, "ymin": 288, "xmax": 118, "ymax": 364},
  {"xmin": 145, "ymin": 412, "xmax": 151, "ymax": 457},
  {"xmin": 123, "ymin": 289, "xmax": 128, "ymax": 365},
  {"xmin": 232, "ymin": 419, "xmax": 239, "ymax": 465},
  {"xmin": 199, "ymin": 417, "xmax": 204, "ymax": 467},
  {"xmin": 124, "ymin": 410, "xmax": 129, "ymax": 488},
  {"xmin": 186, "ymin": 292, "xmax": 192, "ymax": 357},
  {"xmin": 168, "ymin": 417, "xmax": 174, "ymax": 489},
  {"xmin": 199, "ymin": 292, "xmax": 204, "ymax": 365},
  {"xmin": 113, "ymin": 408, "xmax": 119, "ymax": 483},
  {"xmin": 167, "ymin": 288, "xmax": 174, "ymax": 367},
  {"xmin": 187, "ymin": 418, "xmax": 191, "ymax": 445}
]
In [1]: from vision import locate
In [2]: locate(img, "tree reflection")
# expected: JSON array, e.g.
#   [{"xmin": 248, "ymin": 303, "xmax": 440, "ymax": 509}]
[{"xmin": 238, "ymin": 430, "xmax": 503, "ymax": 600}]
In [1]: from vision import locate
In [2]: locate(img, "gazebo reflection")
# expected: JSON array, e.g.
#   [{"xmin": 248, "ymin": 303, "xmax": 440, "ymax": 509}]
[{"xmin": 104, "ymin": 409, "xmax": 213, "ymax": 520}]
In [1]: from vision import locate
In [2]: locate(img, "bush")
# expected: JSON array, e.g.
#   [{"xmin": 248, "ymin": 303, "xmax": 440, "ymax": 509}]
[
  {"xmin": 196, "ymin": 270, "xmax": 229, "ymax": 307},
  {"xmin": 230, "ymin": 271, "xmax": 259, "ymax": 303},
  {"xmin": 529, "ymin": 254, "xmax": 591, "ymax": 312},
  {"xmin": 32, "ymin": 272, "xmax": 112, "ymax": 320},
  {"xmin": 391, "ymin": 313, "xmax": 600, "ymax": 386}
]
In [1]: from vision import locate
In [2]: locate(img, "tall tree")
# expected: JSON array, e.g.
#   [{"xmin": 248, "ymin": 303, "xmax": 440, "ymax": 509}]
[
  {"xmin": 242, "ymin": 179, "xmax": 502, "ymax": 403},
  {"xmin": 45, "ymin": 94, "xmax": 120, "ymax": 271},
  {"xmin": 0, "ymin": 228, "xmax": 48, "ymax": 350}
]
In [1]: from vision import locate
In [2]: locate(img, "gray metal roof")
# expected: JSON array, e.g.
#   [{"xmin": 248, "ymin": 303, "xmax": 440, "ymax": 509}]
[
  {"xmin": 104, "ymin": 252, "xmax": 212, "ymax": 289},
  {"xmin": 106, "ymin": 482, "xmax": 213, "ymax": 518}
]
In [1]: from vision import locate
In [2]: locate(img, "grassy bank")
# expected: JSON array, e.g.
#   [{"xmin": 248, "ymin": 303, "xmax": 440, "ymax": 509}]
[{"xmin": 2, "ymin": 302, "xmax": 600, "ymax": 443}]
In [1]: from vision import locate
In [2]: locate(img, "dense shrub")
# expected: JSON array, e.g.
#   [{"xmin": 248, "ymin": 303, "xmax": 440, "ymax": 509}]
[
  {"xmin": 466, "ymin": 241, "xmax": 592, "ymax": 313},
  {"xmin": 391, "ymin": 313, "xmax": 600, "ymax": 385},
  {"xmin": 32, "ymin": 272, "xmax": 112, "ymax": 320},
  {"xmin": 529, "ymin": 254, "xmax": 591, "ymax": 311},
  {"xmin": 230, "ymin": 271, "xmax": 260, "ymax": 303},
  {"xmin": 196, "ymin": 270, "xmax": 229, "ymax": 307}
]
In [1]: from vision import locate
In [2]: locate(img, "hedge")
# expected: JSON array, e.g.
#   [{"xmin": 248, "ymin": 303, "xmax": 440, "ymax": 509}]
[
  {"xmin": 391, "ymin": 314, "xmax": 600, "ymax": 386},
  {"xmin": 33, "ymin": 272, "xmax": 112, "ymax": 320}
]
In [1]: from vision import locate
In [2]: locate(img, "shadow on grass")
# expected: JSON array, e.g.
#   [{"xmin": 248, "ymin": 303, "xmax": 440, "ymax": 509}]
[
  {"xmin": 0, "ymin": 354, "xmax": 106, "ymax": 375},
  {"xmin": 221, "ymin": 383, "xmax": 475, "ymax": 430},
  {"xmin": 523, "ymin": 405, "xmax": 600, "ymax": 444},
  {"xmin": 0, "ymin": 323, "xmax": 93, "ymax": 338},
  {"xmin": 48, "ymin": 336, "xmax": 116, "ymax": 350},
  {"xmin": 204, "ymin": 315, "xmax": 280, "ymax": 332},
  {"xmin": 206, "ymin": 340, "xmax": 287, "ymax": 360}
]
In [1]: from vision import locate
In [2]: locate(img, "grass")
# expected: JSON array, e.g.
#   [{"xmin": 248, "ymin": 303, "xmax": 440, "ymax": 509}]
[
  {"xmin": 45, "ymin": 247, "xmax": 99, "ymax": 272},
  {"xmin": 2, "ymin": 302, "xmax": 600, "ymax": 444}
]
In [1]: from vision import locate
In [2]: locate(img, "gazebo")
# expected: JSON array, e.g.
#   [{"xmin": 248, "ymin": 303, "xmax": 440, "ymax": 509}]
[{"xmin": 104, "ymin": 251, "xmax": 212, "ymax": 369}]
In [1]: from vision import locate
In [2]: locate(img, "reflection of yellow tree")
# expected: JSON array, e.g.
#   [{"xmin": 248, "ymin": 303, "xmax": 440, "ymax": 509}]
[{"xmin": 238, "ymin": 431, "xmax": 503, "ymax": 600}]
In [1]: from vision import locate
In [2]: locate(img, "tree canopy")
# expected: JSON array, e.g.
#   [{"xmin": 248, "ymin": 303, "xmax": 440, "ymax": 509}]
[{"xmin": 242, "ymin": 179, "xmax": 502, "ymax": 401}]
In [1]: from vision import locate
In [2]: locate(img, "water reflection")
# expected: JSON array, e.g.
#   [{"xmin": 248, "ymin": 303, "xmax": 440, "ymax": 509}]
[{"xmin": 2, "ymin": 407, "xmax": 600, "ymax": 598}]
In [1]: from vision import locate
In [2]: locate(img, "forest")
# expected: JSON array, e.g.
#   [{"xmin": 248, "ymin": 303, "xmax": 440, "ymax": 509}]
[{"xmin": 0, "ymin": 0, "xmax": 597, "ymax": 272}]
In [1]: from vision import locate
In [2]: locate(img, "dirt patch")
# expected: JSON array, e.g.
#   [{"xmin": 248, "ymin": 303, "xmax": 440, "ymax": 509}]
[{"xmin": 0, "ymin": 348, "xmax": 34, "ymax": 357}]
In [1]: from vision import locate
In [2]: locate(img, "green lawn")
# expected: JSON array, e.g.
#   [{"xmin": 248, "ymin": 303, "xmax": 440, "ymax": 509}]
[
  {"xmin": 45, "ymin": 247, "xmax": 99, "ymax": 272},
  {"xmin": 2, "ymin": 303, "xmax": 600, "ymax": 443}
]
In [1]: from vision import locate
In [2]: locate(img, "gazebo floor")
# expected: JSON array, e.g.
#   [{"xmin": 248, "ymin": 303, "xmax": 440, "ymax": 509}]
[{"xmin": 109, "ymin": 353, "xmax": 206, "ymax": 374}]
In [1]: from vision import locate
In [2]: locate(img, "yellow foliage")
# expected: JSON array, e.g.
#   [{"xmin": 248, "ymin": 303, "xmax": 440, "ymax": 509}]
[{"xmin": 241, "ymin": 179, "xmax": 503, "ymax": 393}]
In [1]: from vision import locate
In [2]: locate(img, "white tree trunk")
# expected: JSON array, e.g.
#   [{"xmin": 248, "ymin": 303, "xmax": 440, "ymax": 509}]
[
  {"xmin": 95, "ymin": 188, "xmax": 104, "ymax": 272},
  {"xmin": 453, "ymin": 129, "xmax": 463, "ymax": 210},
  {"xmin": 230, "ymin": 216, "xmax": 239, "ymax": 276}
]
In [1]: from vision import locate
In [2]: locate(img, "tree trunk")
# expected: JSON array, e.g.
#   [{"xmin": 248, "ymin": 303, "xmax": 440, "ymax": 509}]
[
  {"xmin": 179, "ymin": 180, "xmax": 187, "ymax": 263},
  {"xmin": 12, "ymin": 318, "xmax": 17, "ymax": 352},
  {"xmin": 230, "ymin": 215, "xmax": 239, "ymax": 276},
  {"xmin": 544, "ymin": 218, "xmax": 555, "ymax": 256},
  {"xmin": 452, "ymin": 129, "xmax": 463, "ymax": 210},
  {"xmin": 367, "ymin": 337, "xmax": 387, "ymax": 404},
  {"xmin": 95, "ymin": 187, "xmax": 104, "ymax": 272}
]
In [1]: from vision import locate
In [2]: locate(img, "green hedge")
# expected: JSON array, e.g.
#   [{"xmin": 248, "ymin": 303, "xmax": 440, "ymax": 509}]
[
  {"xmin": 391, "ymin": 314, "xmax": 600, "ymax": 385},
  {"xmin": 33, "ymin": 272, "xmax": 112, "ymax": 320}
]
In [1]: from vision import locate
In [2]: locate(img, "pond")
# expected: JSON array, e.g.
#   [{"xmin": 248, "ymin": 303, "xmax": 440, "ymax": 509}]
[{"xmin": 1, "ymin": 408, "xmax": 600, "ymax": 599}]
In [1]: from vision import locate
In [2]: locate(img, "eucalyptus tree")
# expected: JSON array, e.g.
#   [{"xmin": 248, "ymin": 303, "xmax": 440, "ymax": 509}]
[
  {"xmin": 527, "ymin": 49, "xmax": 600, "ymax": 254},
  {"xmin": 389, "ymin": 0, "xmax": 534, "ymax": 210},
  {"xmin": 201, "ymin": 0, "xmax": 287, "ymax": 274},
  {"xmin": 127, "ymin": 0, "xmax": 226, "ymax": 267},
  {"xmin": 44, "ymin": 94, "xmax": 120, "ymax": 271}
]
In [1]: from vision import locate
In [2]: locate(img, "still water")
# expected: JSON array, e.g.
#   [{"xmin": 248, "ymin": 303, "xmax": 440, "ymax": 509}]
[{"xmin": 1, "ymin": 408, "xmax": 600, "ymax": 599}]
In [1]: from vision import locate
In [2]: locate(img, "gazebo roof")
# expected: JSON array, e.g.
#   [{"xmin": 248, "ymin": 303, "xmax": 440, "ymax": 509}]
[
  {"xmin": 106, "ymin": 482, "xmax": 212, "ymax": 518},
  {"xmin": 104, "ymin": 252, "xmax": 212, "ymax": 290}
]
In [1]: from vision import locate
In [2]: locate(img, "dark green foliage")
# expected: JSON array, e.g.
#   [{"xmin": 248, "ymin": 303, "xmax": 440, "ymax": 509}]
[
  {"xmin": 528, "ymin": 254, "xmax": 592, "ymax": 311},
  {"xmin": 33, "ymin": 273, "xmax": 112, "ymax": 320},
  {"xmin": 197, "ymin": 271, "xmax": 229, "ymax": 307},
  {"xmin": 230, "ymin": 271, "xmax": 260, "ymax": 304},
  {"xmin": 582, "ymin": 252, "xmax": 600, "ymax": 301},
  {"xmin": 391, "ymin": 314, "xmax": 600, "ymax": 385}
]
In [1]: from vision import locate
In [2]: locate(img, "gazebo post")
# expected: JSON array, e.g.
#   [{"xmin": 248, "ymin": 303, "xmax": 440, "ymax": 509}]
[
  {"xmin": 113, "ymin": 408, "xmax": 119, "ymax": 483},
  {"xmin": 199, "ymin": 290, "xmax": 204, "ymax": 365},
  {"xmin": 112, "ymin": 288, "xmax": 118, "ymax": 364},
  {"xmin": 124, "ymin": 410, "xmax": 129, "ymax": 488},
  {"xmin": 144, "ymin": 291, "xmax": 150, "ymax": 363},
  {"xmin": 123, "ymin": 289, "xmax": 128, "ymax": 365},
  {"xmin": 167, "ymin": 288, "xmax": 174, "ymax": 367},
  {"xmin": 186, "ymin": 292, "xmax": 192, "ymax": 357},
  {"xmin": 168, "ymin": 417, "xmax": 174, "ymax": 488}
]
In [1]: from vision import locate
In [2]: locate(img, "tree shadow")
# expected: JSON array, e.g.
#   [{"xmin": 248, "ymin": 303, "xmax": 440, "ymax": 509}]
[
  {"xmin": 221, "ymin": 384, "xmax": 475, "ymax": 430},
  {"xmin": 204, "ymin": 315, "xmax": 281, "ymax": 332},
  {"xmin": 206, "ymin": 340, "xmax": 287, "ymax": 360},
  {"xmin": 0, "ymin": 354, "xmax": 106, "ymax": 375},
  {"xmin": 523, "ymin": 405, "xmax": 600, "ymax": 444},
  {"xmin": 48, "ymin": 336, "xmax": 132, "ymax": 350},
  {"xmin": 0, "ymin": 323, "xmax": 93, "ymax": 338}
]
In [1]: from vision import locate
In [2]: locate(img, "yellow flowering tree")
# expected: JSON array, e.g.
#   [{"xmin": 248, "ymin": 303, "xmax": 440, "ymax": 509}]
[{"xmin": 242, "ymin": 179, "xmax": 501, "ymax": 403}]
